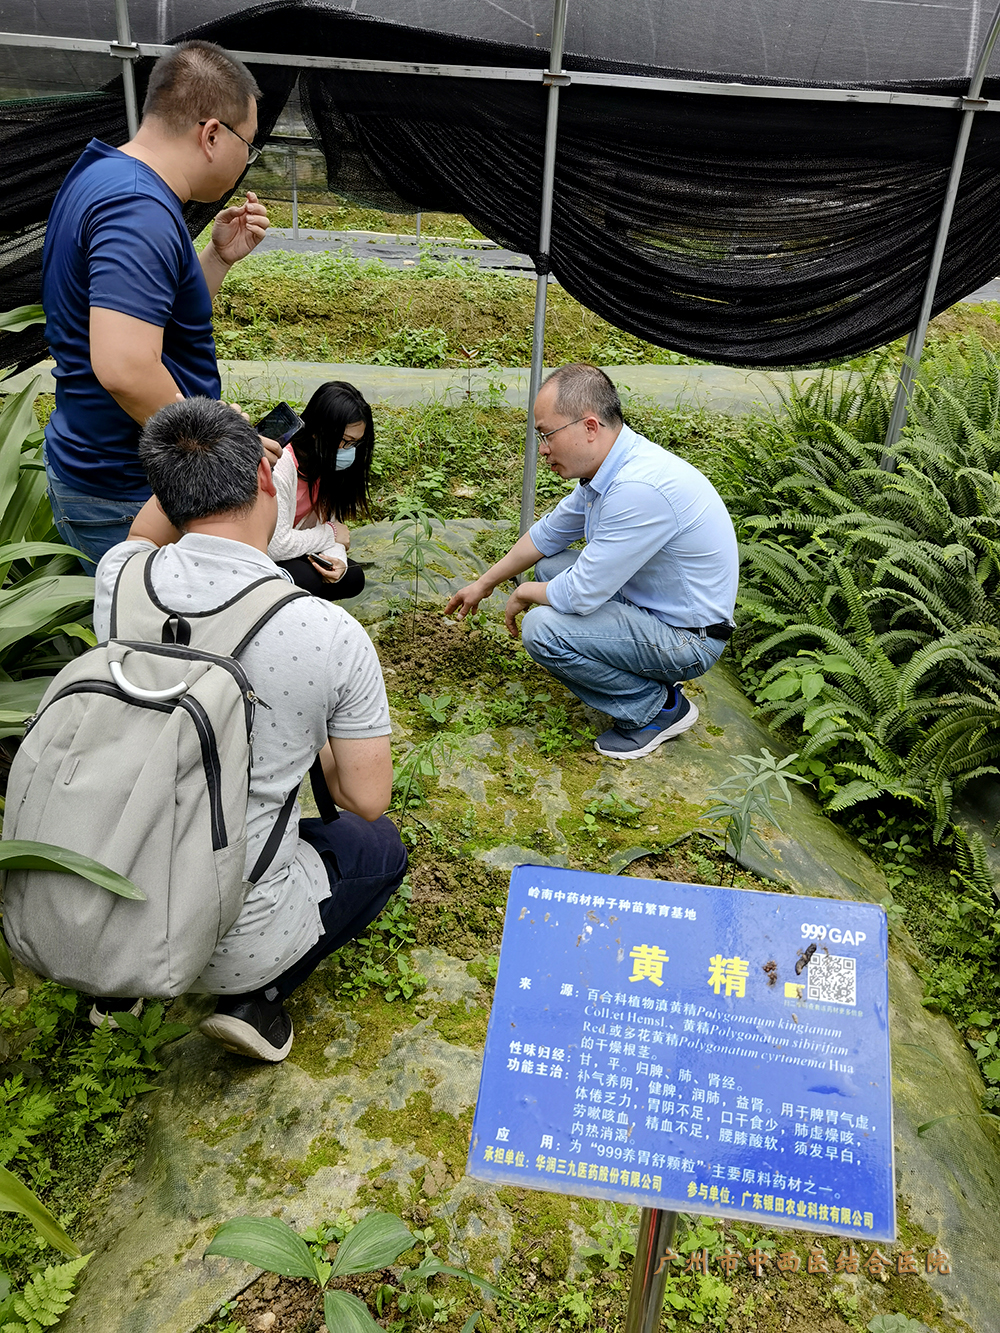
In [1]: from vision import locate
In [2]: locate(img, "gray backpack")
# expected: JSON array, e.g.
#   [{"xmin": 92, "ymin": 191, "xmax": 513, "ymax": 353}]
[{"xmin": 2, "ymin": 548, "xmax": 312, "ymax": 999}]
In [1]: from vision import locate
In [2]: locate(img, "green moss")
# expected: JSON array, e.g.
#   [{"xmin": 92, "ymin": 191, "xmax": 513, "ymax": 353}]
[
  {"xmin": 355, "ymin": 1092, "xmax": 473, "ymax": 1176},
  {"xmin": 281, "ymin": 982, "xmax": 360, "ymax": 1079},
  {"xmin": 494, "ymin": 1186, "xmax": 577, "ymax": 1281},
  {"xmin": 292, "ymin": 987, "xmax": 420, "ymax": 1079},
  {"xmin": 431, "ymin": 999, "xmax": 490, "ymax": 1049},
  {"xmin": 354, "ymin": 1171, "xmax": 407, "ymax": 1218},
  {"xmin": 187, "ymin": 1111, "xmax": 252, "ymax": 1147}
]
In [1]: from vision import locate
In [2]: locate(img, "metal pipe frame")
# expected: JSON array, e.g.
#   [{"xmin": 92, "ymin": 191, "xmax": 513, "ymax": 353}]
[
  {"xmin": 2, "ymin": 29, "xmax": 1000, "ymax": 114},
  {"xmin": 112, "ymin": 0, "xmax": 138, "ymax": 138},
  {"xmin": 624, "ymin": 1208, "xmax": 679, "ymax": 1333},
  {"xmin": 881, "ymin": 0, "xmax": 1000, "ymax": 463},
  {"xmin": 518, "ymin": 0, "xmax": 569, "ymax": 539}
]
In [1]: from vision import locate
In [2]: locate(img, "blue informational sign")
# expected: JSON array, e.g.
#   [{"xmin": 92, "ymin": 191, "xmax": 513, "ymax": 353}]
[{"xmin": 468, "ymin": 866, "xmax": 894, "ymax": 1242}]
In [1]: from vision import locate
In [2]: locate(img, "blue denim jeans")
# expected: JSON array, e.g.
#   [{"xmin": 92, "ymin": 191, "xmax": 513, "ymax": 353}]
[
  {"xmin": 45, "ymin": 460, "xmax": 149, "ymax": 568},
  {"xmin": 521, "ymin": 551, "xmax": 725, "ymax": 729}
]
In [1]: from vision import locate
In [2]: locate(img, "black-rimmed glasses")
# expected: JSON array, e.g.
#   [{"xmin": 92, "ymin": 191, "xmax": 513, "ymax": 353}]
[
  {"xmin": 534, "ymin": 417, "xmax": 605, "ymax": 447},
  {"xmin": 198, "ymin": 118, "xmax": 262, "ymax": 166}
]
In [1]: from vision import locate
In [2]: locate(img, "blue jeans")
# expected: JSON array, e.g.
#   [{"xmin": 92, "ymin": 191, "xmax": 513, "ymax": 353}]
[
  {"xmin": 521, "ymin": 551, "xmax": 725, "ymax": 729},
  {"xmin": 45, "ymin": 461, "xmax": 149, "ymax": 568}
]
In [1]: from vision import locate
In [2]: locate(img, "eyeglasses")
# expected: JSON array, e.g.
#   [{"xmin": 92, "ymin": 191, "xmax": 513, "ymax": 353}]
[
  {"xmin": 534, "ymin": 417, "xmax": 605, "ymax": 447},
  {"xmin": 199, "ymin": 118, "xmax": 262, "ymax": 166}
]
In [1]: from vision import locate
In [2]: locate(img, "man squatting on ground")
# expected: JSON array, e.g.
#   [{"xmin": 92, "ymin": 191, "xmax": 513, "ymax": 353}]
[
  {"xmin": 92, "ymin": 398, "xmax": 407, "ymax": 1061},
  {"xmin": 41, "ymin": 40, "xmax": 280, "ymax": 564},
  {"xmin": 447, "ymin": 365, "xmax": 739, "ymax": 758}
]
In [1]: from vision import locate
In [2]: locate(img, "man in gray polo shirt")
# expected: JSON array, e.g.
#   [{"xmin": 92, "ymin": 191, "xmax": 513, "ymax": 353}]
[{"xmin": 92, "ymin": 398, "xmax": 406, "ymax": 1061}]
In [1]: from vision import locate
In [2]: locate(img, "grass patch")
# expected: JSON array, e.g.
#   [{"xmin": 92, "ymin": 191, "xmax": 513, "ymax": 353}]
[
  {"xmin": 210, "ymin": 245, "xmax": 701, "ymax": 367},
  {"xmin": 254, "ymin": 196, "xmax": 484, "ymax": 239}
]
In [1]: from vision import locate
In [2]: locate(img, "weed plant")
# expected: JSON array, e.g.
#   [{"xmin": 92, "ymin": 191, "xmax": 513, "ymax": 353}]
[
  {"xmin": 0, "ymin": 985, "xmax": 185, "ymax": 1284},
  {"xmin": 252, "ymin": 196, "xmax": 483, "ymax": 239}
]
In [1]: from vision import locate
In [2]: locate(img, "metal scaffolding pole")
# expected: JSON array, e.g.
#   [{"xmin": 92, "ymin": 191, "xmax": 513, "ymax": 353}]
[
  {"xmin": 624, "ymin": 1208, "xmax": 679, "ymax": 1333},
  {"xmin": 881, "ymin": 0, "xmax": 1000, "ymax": 465},
  {"xmin": 518, "ymin": 0, "xmax": 570, "ymax": 538},
  {"xmin": 3, "ymin": 29, "xmax": 998, "ymax": 114},
  {"xmin": 111, "ymin": 0, "xmax": 139, "ymax": 138},
  {"xmin": 290, "ymin": 146, "xmax": 299, "ymax": 238}
]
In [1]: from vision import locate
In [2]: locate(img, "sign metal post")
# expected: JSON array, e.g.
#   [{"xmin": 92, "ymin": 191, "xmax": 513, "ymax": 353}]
[{"xmin": 624, "ymin": 1207, "xmax": 678, "ymax": 1333}]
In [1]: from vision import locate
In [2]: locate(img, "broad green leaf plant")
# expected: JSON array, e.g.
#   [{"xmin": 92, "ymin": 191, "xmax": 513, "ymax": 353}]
[
  {"xmin": 205, "ymin": 1211, "xmax": 502, "ymax": 1331},
  {"xmin": 0, "ymin": 306, "xmax": 45, "ymax": 336},
  {"xmin": 0, "ymin": 1162, "xmax": 90, "ymax": 1332},
  {"xmin": 0, "ymin": 376, "xmax": 93, "ymax": 739}
]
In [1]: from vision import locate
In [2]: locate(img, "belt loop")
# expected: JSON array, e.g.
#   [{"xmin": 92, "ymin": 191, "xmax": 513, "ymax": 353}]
[{"xmin": 698, "ymin": 626, "xmax": 707, "ymax": 641}]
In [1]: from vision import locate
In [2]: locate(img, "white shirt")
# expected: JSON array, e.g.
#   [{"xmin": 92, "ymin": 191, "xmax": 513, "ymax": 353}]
[
  {"xmin": 267, "ymin": 446, "xmax": 348, "ymax": 565},
  {"xmin": 94, "ymin": 533, "xmax": 391, "ymax": 992}
]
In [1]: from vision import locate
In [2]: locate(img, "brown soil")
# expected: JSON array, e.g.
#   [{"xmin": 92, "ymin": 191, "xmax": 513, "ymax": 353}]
[
  {"xmin": 622, "ymin": 835, "xmax": 791, "ymax": 895},
  {"xmin": 219, "ymin": 1267, "xmax": 397, "ymax": 1333}
]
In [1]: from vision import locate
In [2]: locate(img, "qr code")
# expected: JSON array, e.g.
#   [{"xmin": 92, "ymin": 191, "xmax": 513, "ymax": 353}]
[{"xmin": 806, "ymin": 953, "xmax": 857, "ymax": 1007}]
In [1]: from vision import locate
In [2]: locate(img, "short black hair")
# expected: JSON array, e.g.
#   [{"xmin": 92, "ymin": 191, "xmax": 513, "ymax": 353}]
[
  {"xmin": 139, "ymin": 398, "xmax": 263, "ymax": 529},
  {"xmin": 543, "ymin": 363, "xmax": 624, "ymax": 427},
  {"xmin": 142, "ymin": 40, "xmax": 260, "ymax": 135}
]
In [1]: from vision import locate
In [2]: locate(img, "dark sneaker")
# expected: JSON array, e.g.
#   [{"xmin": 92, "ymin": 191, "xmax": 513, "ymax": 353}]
[
  {"xmin": 88, "ymin": 997, "xmax": 143, "ymax": 1030},
  {"xmin": 594, "ymin": 688, "xmax": 699, "ymax": 759},
  {"xmin": 199, "ymin": 991, "xmax": 294, "ymax": 1062}
]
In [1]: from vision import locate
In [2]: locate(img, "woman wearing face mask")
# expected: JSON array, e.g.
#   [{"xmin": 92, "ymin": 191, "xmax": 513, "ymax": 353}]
[{"xmin": 268, "ymin": 380, "xmax": 374, "ymax": 601}]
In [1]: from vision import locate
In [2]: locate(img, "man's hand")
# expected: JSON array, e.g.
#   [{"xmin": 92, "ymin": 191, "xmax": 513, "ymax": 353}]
[
  {"xmin": 443, "ymin": 532, "xmax": 545, "ymax": 621},
  {"xmin": 259, "ymin": 435, "xmax": 282, "ymax": 469},
  {"xmin": 445, "ymin": 577, "xmax": 491, "ymax": 620},
  {"xmin": 309, "ymin": 552, "xmax": 347, "ymax": 583},
  {"xmin": 208, "ymin": 191, "xmax": 270, "ymax": 266},
  {"xmin": 504, "ymin": 584, "xmax": 538, "ymax": 638}
]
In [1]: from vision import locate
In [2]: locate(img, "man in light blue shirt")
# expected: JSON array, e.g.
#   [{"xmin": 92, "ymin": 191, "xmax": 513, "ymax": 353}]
[{"xmin": 445, "ymin": 364, "xmax": 738, "ymax": 758}]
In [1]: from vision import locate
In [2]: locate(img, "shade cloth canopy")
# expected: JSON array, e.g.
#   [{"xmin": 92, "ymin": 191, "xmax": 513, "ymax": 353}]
[{"xmin": 2, "ymin": 0, "xmax": 1000, "ymax": 372}]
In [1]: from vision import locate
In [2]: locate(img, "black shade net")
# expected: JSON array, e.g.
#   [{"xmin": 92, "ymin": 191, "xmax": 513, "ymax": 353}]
[{"xmin": 3, "ymin": 0, "xmax": 1000, "ymax": 374}]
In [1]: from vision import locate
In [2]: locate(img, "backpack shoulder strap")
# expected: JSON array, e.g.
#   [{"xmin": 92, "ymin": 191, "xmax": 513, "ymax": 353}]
[
  {"xmin": 111, "ymin": 546, "xmax": 309, "ymax": 658},
  {"xmin": 110, "ymin": 548, "xmax": 162, "ymax": 642}
]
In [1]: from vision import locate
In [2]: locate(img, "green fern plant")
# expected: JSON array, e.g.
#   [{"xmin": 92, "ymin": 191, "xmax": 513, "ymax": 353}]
[
  {"xmin": 729, "ymin": 338, "xmax": 1000, "ymax": 837},
  {"xmin": 0, "ymin": 1254, "xmax": 89, "ymax": 1333}
]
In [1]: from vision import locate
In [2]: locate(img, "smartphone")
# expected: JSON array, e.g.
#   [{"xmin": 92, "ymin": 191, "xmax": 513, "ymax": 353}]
[
  {"xmin": 255, "ymin": 401, "xmax": 304, "ymax": 445},
  {"xmin": 309, "ymin": 554, "xmax": 335, "ymax": 570}
]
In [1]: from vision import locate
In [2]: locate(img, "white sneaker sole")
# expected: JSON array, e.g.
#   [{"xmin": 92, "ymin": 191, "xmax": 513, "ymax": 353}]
[
  {"xmin": 88, "ymin": 999, "xmax": 143, "ymax": 1030},
  {"xmin": 199, "ymin": 1013, "xmax": 294, "ymax": 1062},
  {"xmin": 594, "ymin": 701, "xmax": 700, "ymax": 759}
]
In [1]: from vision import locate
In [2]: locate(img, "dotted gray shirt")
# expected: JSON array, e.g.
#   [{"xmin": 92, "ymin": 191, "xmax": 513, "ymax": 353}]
[{"xmin": 94, "ymin": 534, "xmax": 391, "ymax": 993}]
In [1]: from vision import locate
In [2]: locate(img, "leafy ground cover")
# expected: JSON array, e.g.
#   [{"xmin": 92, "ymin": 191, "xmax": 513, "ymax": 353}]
[
  {"xmin": 181, "ymin": 607, "xmax": 969, "ymax": 1333},
  {"xmin": 209, "ymin": 246, "xmax": 699, "ymax": 368}
]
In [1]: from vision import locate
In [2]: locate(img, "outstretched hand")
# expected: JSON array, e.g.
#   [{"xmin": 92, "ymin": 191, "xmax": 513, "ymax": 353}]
[
  {"xmin": 210, "ymin": 191, "xmax": 270, "ymax": 266},
  {"xmin": 444, "ymin": 579, "xmax": 489, "ymax": 620}
]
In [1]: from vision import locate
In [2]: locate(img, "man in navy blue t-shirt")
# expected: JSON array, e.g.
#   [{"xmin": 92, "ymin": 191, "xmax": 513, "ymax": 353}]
[{"xmin": 42, "ymin": 40, "xmax": 278, "ymax": 563}]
